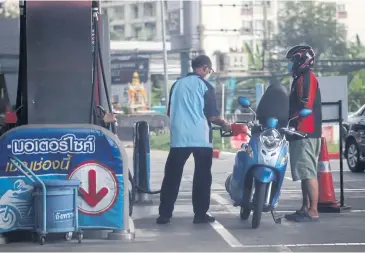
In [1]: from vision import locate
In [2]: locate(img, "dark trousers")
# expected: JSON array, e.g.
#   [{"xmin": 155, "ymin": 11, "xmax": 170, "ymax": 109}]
[{"xmin": 158, "ymin": 147, "xmax": 213, "ymax": 218}]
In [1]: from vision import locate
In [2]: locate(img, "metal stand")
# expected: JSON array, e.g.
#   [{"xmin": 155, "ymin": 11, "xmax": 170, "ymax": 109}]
[
  {"xmin": 107, "ymin": 217, "xmax": 135, "ymax": 241},
  {"xmin": 135, "ymin": 193, "xmax": 153, "ymax": 205},
  {"xmin": 270, "ymin": 210, "xmax": 282, "ymax": 224},
  {"xmin": 0, "ymin": 233, "xmax": 6, "ymax": 244},
  {"xmin": 133, "ymin": 121, "xmax": 156, "ymax": 205},
  {"xmin": 320, "ymin": 100, "xmax": 351, "ymax": 213}
]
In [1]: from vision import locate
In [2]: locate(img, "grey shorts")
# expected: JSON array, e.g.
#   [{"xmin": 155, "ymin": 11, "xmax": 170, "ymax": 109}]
[{"xmin": 289, "ymin": 138, "xmax": 321, "ymax": 181}]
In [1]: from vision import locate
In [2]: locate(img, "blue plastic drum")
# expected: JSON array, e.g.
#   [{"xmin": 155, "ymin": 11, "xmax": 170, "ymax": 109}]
[{"xmin": 33, "ymin": 179, "xmax": 80, "ymax": 233}]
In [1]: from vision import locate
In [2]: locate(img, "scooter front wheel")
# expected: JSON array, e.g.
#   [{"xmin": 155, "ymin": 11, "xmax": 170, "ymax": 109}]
[{"xmin": 252, "ymin": 181, "xmax": 267, "ymax": 229}]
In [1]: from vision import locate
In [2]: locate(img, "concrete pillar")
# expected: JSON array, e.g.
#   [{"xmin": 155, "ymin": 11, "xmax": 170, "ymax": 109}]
[
  {"xmin": 124, "ymin": 4, "xmax": 132, "ymax": 38},
  {"xmin": 155, "ymin": 1, "xmax": 162, "ymax": 40},
  {"xmin": 180, "ymin": 52, "xmax": 190, "ymax": 77}
]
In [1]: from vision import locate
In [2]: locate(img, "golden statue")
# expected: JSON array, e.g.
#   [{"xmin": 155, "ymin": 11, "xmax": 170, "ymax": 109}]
[{"xmin": 127, "ymin": 71, "xmax": 147, "ymax": 113}]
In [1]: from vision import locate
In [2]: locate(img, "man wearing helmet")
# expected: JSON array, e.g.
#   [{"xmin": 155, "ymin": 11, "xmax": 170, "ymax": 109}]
[{"xmin": 285, "ymin": 45, "xmax": 322, "ymax": 222}]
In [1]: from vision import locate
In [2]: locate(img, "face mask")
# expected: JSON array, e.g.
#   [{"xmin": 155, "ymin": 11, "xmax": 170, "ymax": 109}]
[
  {"xmin": 204, "ymin": 73, "xmax": 211, "ymax": 80},
  {"xmin": 287, "ymin": 62, "xmax": 293, "ymax": 73}
]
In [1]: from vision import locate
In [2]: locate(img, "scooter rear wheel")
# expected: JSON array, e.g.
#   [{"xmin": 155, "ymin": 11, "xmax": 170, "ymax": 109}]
[{"xmin": 252, "ymin": 181, "xmax": 267, "ymax": 229}]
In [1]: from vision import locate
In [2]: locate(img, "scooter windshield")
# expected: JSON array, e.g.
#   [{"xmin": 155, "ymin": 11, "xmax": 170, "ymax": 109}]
[{"xmin": 256, "ymin": 84, "xmax": 289, "ymax": 128}]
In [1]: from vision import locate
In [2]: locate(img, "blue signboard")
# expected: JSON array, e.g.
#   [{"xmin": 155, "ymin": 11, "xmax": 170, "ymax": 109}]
[{"xmin": 0, "ymin": 126, "xmax": 125, "ymax": 233}]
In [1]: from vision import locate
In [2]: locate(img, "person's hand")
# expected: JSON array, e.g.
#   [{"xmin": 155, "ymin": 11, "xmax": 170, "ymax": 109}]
[
  {"xmin": 103, "ymin": 112, "xmax": 117, "ymax": 123},
  {"xmin": 222, "ymin": 122, "xmax": 232, "ymax": 132}
]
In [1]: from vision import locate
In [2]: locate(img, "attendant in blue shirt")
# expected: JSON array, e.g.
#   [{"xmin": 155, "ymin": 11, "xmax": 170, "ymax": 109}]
[{"xmin": 157, "ymin": 55, "xmax": 231, "ymax": 225}]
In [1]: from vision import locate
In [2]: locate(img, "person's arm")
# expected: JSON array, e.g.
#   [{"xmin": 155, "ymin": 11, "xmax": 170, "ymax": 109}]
[
  {"xmin": 295, "ymin": 71, "xmax": 317, "ymax": 133},
  {"xmin": 203, "ymin": 83, "xmax": 231, "ymax": 130},
  {"xmin": 298, "ymin": 71, "xmax": 317, "ymax": 111}
]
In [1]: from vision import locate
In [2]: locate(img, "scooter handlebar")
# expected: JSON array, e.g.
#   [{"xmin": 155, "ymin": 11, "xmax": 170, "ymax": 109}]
[
  {"xmin": 281, "ymin": 128, "xmax": 307, "ymax": 138},
  {"xmin": 212, "ymin": 125, "xmax": 249, "ymax": 138}
]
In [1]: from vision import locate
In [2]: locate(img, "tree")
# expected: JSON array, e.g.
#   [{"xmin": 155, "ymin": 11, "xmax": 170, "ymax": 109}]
[
  {"xmin": 0, "ymin": 0, "xmax": 19, "ymax": 18},
  {"xmin": 347, "ymin": 35, "xmax": 365, "ymax": 59},
  {"xmin": 346, "ymin": 35, "xmax": 365, "ymax": 112},
  {"xmin": 348, "ymin": 69, "xmax": 365, "ymax": 112},
  {"xmin": 273, "ymin": 1, "xmax": 347, "ymax": 59}
]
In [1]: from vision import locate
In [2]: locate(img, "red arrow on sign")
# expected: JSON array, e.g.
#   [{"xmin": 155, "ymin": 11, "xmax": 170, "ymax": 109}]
[{"xmin": 79, "ymin": 169, "xmax": 109, "ymax": 207}]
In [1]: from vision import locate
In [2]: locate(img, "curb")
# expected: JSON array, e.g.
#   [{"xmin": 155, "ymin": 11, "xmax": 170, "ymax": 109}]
[{"xmin": 213, "ymin": 149, "xmax": 340, "ymax": 160}]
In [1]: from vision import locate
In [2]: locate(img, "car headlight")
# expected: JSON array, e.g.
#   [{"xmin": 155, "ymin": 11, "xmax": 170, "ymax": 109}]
[{"xmin": 260, "ymin": 129, "xmax": 282, "ymax": 151}]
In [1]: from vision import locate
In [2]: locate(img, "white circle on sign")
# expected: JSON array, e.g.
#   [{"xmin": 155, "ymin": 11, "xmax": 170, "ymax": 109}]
[{"xmin": 68, "ymin": 161, "xmax": 119, "ymax": 215}]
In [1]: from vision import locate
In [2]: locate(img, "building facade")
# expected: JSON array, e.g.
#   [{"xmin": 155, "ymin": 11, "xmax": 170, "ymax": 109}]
[
  {"xmin": 102, "ymin": 1, "xmax": 169, "ymax": 42},
  {"xmin": 103, "ymin": 0, "xmax": 351, "ymax": 74}
]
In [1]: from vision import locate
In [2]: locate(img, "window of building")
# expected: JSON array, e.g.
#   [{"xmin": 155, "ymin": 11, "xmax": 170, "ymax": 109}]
[
  {"xmin": 111, "ymin": 25, "xmax": 125, "ymax": 40},
  {"xmin": 256, "ymin": 1, "xmax": 271, "ymax": 7},
  {"xmin": 241, "ymin": 20, "xmax": 252, "ymax": 33},
  {"xmin": 132, "ymin": 25, "xmax": 142, "ymax": 39},
  {"xmin": 278, "ymin": 1, "xmax": 286, "ymax": 10},
  {"xmin": 114, "ymin": 6, "xmax": 124, "ymax": 14},
  {"xmin": 143, "ymin": 2, "xmax": 155, "ymax": 17},
  {"xmin": 110, "ymin": 6, "xmax": 124, "ymax": 20},
  {"xmin": 241, "ymin": 1, "xmax": 253, "ymax": 15},
  {"xmin": 132, "ymin": 4, "xmax": 139, "ymax": 19},
  {"xmin": 255, "ymin": 20, "xmax": 264, "ymax": 31},
  {"xmin": 113, "ymin": 25, "xmax": 125, "ymax": 32},
  {"xmin": 337, "ymin": 4, "xmax": 346, "ymax": 12},
  {"xmin": 242, "ymin": 1, "xmax": 253, "ymax": 8},
  {"xmin": 145, "ymin": 22, "xmax": 156, "ymax": 40}
]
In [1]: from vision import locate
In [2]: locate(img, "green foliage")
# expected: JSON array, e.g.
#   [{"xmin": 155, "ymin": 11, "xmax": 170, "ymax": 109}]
[
  {"xmin": 345, "ymin": 35, "xmax": 365, "ymax": 112},
  {"xmin": 274, "ymin": 1, "xmax": 347, "ymax": 58},
  {"xmin": 244, "ymin": 42, "xmax": 263, "ymax": 70},
  {"xmin": 347, "ymin": 35, "xmax": 365, "ymax": 59},
  {"xmin": 150, "ymin": 134, "xmax": 170, "ymax": 151},
  {"xmin": 348, "ymin": 69, "xmax": 365, "ymax": 111},
  {"xmin": 151, "ymin": 87, "xmax": 163, "ymax": 106}
]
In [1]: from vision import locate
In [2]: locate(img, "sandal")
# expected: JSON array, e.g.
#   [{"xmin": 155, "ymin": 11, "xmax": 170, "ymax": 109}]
[
  {"xmin": 294, "ymin": 211, "xmax": 320, "ymax": 223},
  {"xmin": 284, "ymin": 210, "xmax": 305, "ymax": 221}
]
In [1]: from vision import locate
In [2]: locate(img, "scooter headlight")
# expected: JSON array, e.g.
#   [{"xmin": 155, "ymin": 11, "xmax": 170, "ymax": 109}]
[{"xmin": 260, "ymin": 129, "xmax": 282, "ymax": 151}]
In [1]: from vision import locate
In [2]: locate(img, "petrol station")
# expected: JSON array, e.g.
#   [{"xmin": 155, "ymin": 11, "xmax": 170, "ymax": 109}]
[
  {"xmin": 0, "ymin": 0, "xmax": 135, "ymax": 244},
  {"xmin": 0, "ymin": 0, "xmax": 364, "ymax": 252}
]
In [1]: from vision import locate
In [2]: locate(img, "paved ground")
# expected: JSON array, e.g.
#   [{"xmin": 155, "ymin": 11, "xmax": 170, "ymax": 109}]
[{"xmin": 1, "ymin": 148, "xmax": 365, "ymax": 252}]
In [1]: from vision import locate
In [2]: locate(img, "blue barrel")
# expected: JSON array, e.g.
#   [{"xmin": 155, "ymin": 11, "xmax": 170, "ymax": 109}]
[{"xmin": 33, "ymin": 179, "xmax": 80, "ymax": 233}]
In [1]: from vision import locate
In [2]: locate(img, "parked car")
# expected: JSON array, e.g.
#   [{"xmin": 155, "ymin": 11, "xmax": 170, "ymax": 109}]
[{"xmin": 343, "ymin": 105, "xmax": 365, "ymax": 173}]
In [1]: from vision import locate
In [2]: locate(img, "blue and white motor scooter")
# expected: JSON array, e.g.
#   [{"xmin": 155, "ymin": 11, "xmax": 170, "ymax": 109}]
[{"xmin": 219, "ymin": 96, "xmax": 312, "ymax": 229}]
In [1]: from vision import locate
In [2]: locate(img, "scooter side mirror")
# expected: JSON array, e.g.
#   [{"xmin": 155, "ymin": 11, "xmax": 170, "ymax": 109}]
[
  {"xmin": 237, "ymin": 96, "xmax": 256, "ymax": 121},
  {"xmin": 287, "ymin": 108, "xmax": 313, "ymax": 128},
  {"xmin": 237, "ymin": 96, "xmax": 251, "ymax": 108},
  {"xmin": 299, "ymin": 108, "xmax": 312, "ymax": 118}
]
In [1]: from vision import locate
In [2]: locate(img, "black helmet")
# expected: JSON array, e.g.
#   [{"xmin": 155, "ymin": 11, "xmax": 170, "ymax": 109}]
[{"xmin": 285, "ymin": 45, "xmax": 315, "ymax": 70}]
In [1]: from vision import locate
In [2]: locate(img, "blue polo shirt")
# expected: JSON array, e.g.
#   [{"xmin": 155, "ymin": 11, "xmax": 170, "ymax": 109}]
[{"xmin": 167, "ymin": 73, "xmax": 220, "ymax": 148}]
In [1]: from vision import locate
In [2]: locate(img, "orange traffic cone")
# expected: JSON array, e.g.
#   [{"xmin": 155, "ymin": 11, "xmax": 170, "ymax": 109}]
[{"xmin": 317, "ymin": 137, "xmax": 349, "ymax": 213}]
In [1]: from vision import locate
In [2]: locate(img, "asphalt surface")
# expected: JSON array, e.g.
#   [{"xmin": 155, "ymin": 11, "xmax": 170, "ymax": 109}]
[{"xmin": 1, "ymin": 148, "xmax": 365, "ymax": 252}]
